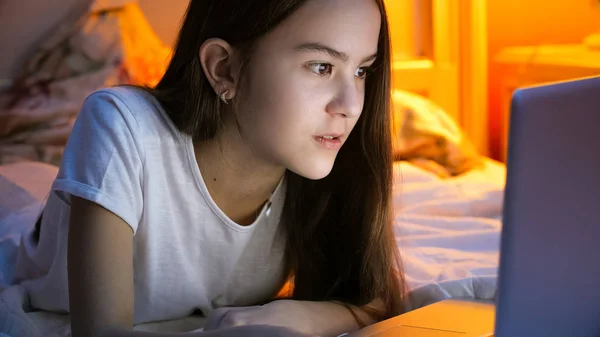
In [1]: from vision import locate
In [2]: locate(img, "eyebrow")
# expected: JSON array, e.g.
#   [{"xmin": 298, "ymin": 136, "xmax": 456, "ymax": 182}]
[{"xmin": 293, "ymin": 42, "xmax": 377, "ymax": 64}]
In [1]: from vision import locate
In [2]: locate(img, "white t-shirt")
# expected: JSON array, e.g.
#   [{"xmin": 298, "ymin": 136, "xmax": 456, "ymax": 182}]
[{"xmin": 13, "ymin": 87, "xmax": 288, "ymax": 324}]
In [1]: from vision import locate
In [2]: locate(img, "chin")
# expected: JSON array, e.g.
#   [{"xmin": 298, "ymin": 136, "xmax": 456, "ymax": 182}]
[{"xmin": 288, "ymin": 155, "xmax": 337, "ymax": 180}]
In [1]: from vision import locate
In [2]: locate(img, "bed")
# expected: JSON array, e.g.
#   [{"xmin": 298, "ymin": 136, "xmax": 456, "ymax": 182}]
[
  {"xmin": 0, "ymin": 157, "xmax": 504, "ymax": 336},
  {"xmin": 0, "ymin": 2, "xmax": 503, "ymax": 336}
]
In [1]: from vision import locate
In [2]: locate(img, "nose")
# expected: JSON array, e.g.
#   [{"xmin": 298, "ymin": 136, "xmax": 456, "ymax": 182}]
[{"xmin": 326, "ymin": 79, "xmax": 363, "ymax": 118}]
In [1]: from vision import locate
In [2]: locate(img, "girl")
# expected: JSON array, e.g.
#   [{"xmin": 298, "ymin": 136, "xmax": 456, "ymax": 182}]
[{"xmin": 12, "ymin": 0, "xmax": 406, "ymax": 336}]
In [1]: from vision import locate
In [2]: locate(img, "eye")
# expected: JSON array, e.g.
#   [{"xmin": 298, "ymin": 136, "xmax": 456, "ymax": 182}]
[
  {"xmin": 355, "ymin": 67, "xmax": 372, "ymax": 79},
  {"xmin": 307, "ymin": 63, "xmax": 333, "ymax": 77}
]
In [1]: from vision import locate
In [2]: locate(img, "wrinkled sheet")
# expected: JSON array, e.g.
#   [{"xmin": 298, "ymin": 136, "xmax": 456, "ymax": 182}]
[
  {"xmin": 0, "ymin": 159, "xmax": 505, "ymax": 336},
  {"xmin": 393, "ymin": 158, "xmax": 505, "ymax": 310}
]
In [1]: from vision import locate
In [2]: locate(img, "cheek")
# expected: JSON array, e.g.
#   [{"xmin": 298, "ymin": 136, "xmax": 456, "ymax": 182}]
[{"xmin": 239, "ymin": 69, "xmax": 321, "ymax": 144}]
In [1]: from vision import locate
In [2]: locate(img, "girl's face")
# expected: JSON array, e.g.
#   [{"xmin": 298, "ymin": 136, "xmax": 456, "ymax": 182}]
[{"xmin": 234, "ymin": 0, "xmax": 382, "ymax": 180}]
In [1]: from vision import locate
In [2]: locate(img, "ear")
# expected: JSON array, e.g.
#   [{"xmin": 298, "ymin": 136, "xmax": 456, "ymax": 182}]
[{"xmin": 199, "ymin": 38, "xmax": 239, "ymax": 100}]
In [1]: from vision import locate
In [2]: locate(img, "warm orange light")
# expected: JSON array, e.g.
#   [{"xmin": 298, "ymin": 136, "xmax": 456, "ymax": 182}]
[
  {"xmin": 487, "ymin": 0, "xmax": 600, "ymax": 159},
  {"xmin": 384, "ymin": 0, "xmax": 420, "ymax": 60}
]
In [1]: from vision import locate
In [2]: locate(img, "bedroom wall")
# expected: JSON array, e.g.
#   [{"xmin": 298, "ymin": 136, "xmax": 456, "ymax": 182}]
[
  {"xmin": 140, "ymin": 0, "xmax": 426, "ymax": 60},
  {"xmin": 385, "ymin": 0, "xmax": 421, "ymax": 60},
  {"xmin": 138, "ymin": 0, "xmax": 189, "ymax": 47},
  {"xmin": 486, "ymin": 0, "xmax": 600, "ymax": 159}
]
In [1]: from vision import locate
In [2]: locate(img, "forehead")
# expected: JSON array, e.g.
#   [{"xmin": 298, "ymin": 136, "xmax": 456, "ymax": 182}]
[{"xmin": 260, "ymin": 0, "xmax": 382, "ymax": 59}]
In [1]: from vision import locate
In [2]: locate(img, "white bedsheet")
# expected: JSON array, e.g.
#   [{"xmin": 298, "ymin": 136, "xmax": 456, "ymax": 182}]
[
  {"xmin": 393, "ymin": 158, "xmax": 505, "ymax": 310},
  {"xmin": 0, "ymin": 158, "xmax": 506, "ymax": 336}
]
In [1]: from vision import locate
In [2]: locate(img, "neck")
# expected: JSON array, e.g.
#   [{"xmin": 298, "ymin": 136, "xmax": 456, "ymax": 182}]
[{"xmin": 194, "ymin": 128, "xmax": 285, "ymax": 226}]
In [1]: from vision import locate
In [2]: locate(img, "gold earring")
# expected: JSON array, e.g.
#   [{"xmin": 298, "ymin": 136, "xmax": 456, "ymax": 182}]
[{"xmin": 219, "ymin": 90, "xmax": 229, "ymax": 105}]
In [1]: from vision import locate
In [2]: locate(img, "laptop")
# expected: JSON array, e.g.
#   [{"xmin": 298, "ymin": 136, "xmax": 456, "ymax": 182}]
[{"xmin": 349, "ymin": 75, "xmax": 600, "ymax": 337}]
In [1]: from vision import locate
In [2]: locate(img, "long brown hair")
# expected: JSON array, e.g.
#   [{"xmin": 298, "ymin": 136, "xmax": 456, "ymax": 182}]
[{"xmin": 149, "ymin": 0, "xmax": 406, "ymax": 320}]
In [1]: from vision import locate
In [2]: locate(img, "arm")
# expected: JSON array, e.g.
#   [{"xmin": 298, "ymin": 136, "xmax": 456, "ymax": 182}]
[
  {"xmin": 68, "ymin": 197, "xmax": 314, "ymax": 337},
  {"xmin": 68, "ymin": 196, "xmax": 135, "ymax": 337},
  {"xmin": 284, "ymin": 300, "xmax": 377, "ymax": 337},
  {"xmin": 204, "ymin": 299, "xmax": 382, "ymax": 337},
  {"xmin": 93, "ymin": 325, "xmax": 315, "ymax": 337},
  {"xmin": 281, "ymin": 300, "xmax": 379, "ymax": 337}
]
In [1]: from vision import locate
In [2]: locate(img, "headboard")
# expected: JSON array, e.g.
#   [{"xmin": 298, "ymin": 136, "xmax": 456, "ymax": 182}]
[{"xmin": 386, "ymin": 0, "xmax": 489, "ymax": 156}]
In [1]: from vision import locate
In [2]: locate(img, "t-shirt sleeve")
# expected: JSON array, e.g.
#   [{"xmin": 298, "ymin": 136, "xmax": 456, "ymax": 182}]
[{"xmin": 52, "ymin": 89, "xmax": 145, "ymax": 234}]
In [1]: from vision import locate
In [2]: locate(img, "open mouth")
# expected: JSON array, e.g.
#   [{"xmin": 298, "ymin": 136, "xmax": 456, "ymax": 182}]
[{"xmin": 314, "ymin": 135, "xmax": 343, "ymax": 150}]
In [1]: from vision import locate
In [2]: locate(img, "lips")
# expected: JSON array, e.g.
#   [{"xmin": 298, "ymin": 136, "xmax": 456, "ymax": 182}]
[
  {"xmin": 314, "ymin": 133, "xmax": 343, "ymax": 139},
  {"xmin": 313, "ymin": 135, "xmax": 343, "ymax": 150}
]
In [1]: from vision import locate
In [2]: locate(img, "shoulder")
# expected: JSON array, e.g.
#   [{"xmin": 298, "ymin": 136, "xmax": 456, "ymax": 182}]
[
  {"xmin": 79, "ymin": 87, "xmax": 141, "ymax": 131},
  {"xmin": 80, "ymin": 86, "xmax": 183, "ymax": 142},
  {"xmin": 82, "ymin": 86, "xmax": 154, "ymax": 126},
  {"xmin": 88, "ymin": 86, "xmax": 156, "ymax": 111}
]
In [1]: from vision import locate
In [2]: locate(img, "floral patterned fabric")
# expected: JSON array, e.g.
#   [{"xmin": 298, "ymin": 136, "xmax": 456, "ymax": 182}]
[{"xmin": 0, "ymin": 3, "xmax": 171, "ymax": 165}]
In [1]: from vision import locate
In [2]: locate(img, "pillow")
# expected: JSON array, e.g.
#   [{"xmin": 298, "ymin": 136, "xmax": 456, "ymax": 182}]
[
  {"xmin": 391, "ymin": 90, "xmax": 483, "ymax": 178},
  {"xmin": 0, "ymin": 2, "xmax": 170, "ymax": 166},
  {"xmin": 0, "ymin": 0, "xmax": 93, "ymax": 82}
]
